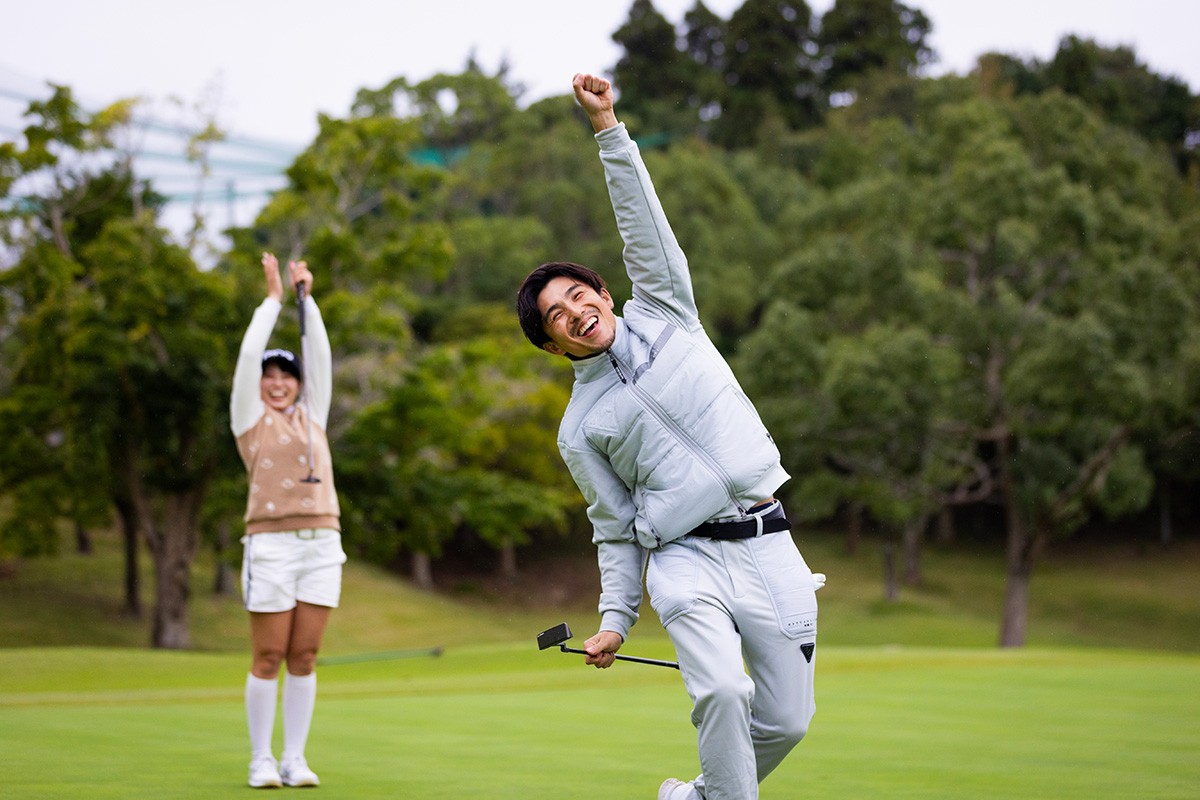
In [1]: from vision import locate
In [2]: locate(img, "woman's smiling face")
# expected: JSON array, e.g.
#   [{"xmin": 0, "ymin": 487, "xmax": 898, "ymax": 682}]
[{"xmin": 260, "ymin": 364, "xmax": 300, "ymax": 411}]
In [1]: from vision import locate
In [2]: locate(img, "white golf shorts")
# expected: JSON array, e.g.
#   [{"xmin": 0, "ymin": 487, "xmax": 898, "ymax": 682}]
[{"xmin": 240, "ymin": 529, "xmax": 347, "ymax": 612}]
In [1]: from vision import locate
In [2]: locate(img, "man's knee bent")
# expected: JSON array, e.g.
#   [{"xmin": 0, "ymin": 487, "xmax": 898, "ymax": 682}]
[
  {"xmin": 691, "ymin": 673, "xmax": 754, "ymax": 723},
  {"xmin": 779, "ymin": 715, "xmax": 811, "ymax": 747}
]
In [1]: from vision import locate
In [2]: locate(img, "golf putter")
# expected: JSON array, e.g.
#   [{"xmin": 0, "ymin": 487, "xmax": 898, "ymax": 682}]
[
  {"xmin": 536, "ymin": 622, "xmax": 679, "ymax": 669},
  {"xmin": 294, "ymin": 279, "xmax": 320, "ymax": 484}
]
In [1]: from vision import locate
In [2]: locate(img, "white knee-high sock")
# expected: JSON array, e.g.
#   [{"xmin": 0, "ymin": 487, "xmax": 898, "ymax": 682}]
[
  {"xmin": 282, "ymin": 671, "xmax": 317, "ymax": 760},
  {"xmin": 245, "ymin": 673, "xmax": 278, "ymax": 759}
]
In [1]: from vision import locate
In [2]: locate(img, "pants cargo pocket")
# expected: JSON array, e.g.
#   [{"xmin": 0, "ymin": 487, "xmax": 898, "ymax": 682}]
[{"xmin": 755, "ymin": 534, "xmax": 818, "ymax": 641}]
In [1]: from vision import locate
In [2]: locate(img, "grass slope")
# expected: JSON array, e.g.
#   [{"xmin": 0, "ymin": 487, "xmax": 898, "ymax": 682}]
[{"xmin": 2, "ymin": 526, "xmax": 1197, "ymax": 653}]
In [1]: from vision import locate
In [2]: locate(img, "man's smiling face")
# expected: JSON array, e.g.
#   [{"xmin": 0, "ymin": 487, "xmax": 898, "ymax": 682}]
[{"xmin": 536, "ymin": 275, "xmax": 617, "ymax": 358}]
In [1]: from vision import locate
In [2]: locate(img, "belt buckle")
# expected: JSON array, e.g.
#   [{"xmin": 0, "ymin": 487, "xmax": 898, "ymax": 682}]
[{"xmin": 296, "ymin": 529, "xmax": 318, "ymax": 540}]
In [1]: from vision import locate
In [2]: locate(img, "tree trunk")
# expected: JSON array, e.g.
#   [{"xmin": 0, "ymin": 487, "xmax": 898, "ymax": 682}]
[
  {"xmin": 113, "ymin": 495, "xmax": 143, "ymax": 619},
  {"xmin": 213, "ymin": 518, "xmax": 233, "ymax": 596},
  {"xmin": 846, "ymin": 502, "xmax": 863, "ymax": 555},
  {"xmin": 148, "ymin": 490, "xmax": 203, "ymax": 649},
  {"xmin": 74, "ymin": 521, "xmax": 93, "ymax": 555},
  {"xmin": 902, "ymin": 514, "xmax": 927, "ymax": 586},
  {"xmin": 936, "ymin": 506, "xmax": 956, "ymax": 545},
  {"xmin": 881, "ymin": 542, "xmax": 899, "ymax": 603},
  {"xmin": 498, "ymin": 541, "xmax": 518, "ymax": 580},
  {"xmin": 1158, "ymin": 484, "xmax": 1173, "ymax": 546},
  {"xmin": 411, "ymin": 551, "xmax": 434, "ymax": 591},
  {"xmin": 999, "ymin": 495, "xmax": 1036, "ymax": 648},
  {"xmin": 118, "ymin": 445, "xmax": 204, "ymax": 649}
]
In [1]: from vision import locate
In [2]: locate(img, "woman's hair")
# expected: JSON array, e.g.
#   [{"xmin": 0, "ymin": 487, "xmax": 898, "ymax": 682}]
[
  {"xmin": 261, "ymin": 349, "xmax": 302, "ymax": 382},
  {"xmin": 516, "ymin": 261, "xmax": 608, "ymax": 348}
]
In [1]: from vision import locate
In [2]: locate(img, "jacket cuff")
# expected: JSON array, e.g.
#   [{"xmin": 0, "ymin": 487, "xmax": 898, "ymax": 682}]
[
  {"xmin": 595, "ymin": 122, "xmax": 632, "ymax": 153},
  {"xmin": 599, "ymin": 611, "xmax": 633, "ymax": 642}
]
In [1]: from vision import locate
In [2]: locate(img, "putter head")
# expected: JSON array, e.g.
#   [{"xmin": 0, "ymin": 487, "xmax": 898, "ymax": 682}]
[{"xmin": 536, "ymin": 622, "xmax": 573, "ymax": 651}]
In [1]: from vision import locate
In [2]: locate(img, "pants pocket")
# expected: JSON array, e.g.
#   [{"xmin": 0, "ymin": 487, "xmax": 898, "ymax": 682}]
[
  {"xmin": 755, "ymin": 535, "xmax": 818, "ymax": 641},
  {"xmin": 647, "ymin": 540, "xmax": 699, "ymax": 627}
]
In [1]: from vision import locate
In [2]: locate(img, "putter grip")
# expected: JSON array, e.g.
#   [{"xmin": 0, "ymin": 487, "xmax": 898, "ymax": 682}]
[
  {"xmin": 560, "ymin": 645, "xmax": 679, "ymax": 670},
  {"xmin": 295, "ymin": 282, "xmax": 307, "ymax": 335}
]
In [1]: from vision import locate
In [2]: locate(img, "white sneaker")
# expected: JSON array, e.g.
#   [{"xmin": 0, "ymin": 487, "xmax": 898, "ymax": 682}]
[
  {"xmin": 658, "ymin": 778, "xmax": 696, "ymax": 800},
  {"xmin": 280, "ymin": 755, "xmax": 320, "ymax": 787},
  {"xmin": 248, "ymin": 755, "xmax": 282, "ymax": 788}
]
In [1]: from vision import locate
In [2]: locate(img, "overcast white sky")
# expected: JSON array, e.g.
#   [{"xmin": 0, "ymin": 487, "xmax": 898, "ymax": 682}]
[
  {"xmin": 1, "ymin": 0, "xmax": 1195, "ymax": 243},
  {"xmin": 3, "ymin": 0, "xmax": 1196, "ymax": 146}
]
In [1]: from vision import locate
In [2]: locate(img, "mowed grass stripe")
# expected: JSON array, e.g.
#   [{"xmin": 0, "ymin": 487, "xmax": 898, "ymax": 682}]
[{"xmin": 1, "ymin": 646, "xmax": 1197, "ymax": 799}]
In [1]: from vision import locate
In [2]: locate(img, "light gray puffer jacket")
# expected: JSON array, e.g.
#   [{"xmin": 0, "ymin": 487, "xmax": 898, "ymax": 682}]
[{"xmin": 558, "ymin": 123, "xmax": 790, "ymax": 639}]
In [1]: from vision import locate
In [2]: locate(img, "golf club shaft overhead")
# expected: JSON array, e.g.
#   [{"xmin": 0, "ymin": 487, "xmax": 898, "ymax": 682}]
[
  {"xmin": 560, "ymin": 644, "xmax": 679, "ymax": 670},
  {"xmin": 294, "ymin": 280, "xmax": 319, "ymax": 483}
]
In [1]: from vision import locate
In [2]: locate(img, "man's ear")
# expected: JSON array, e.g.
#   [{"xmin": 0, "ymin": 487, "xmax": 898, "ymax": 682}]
[
  {"xmin": 542, "ymin": 341, "xmax": 567, "ymax": 357},
  {"xmin": 601, "ymin": 288, "xmax": 614, "ymax": 309}
]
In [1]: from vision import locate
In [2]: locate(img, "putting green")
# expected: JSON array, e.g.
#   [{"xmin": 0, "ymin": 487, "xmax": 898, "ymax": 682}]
[{"xmin": 2, "ymin": 644, "xmax": 1196, "ymax": 799}]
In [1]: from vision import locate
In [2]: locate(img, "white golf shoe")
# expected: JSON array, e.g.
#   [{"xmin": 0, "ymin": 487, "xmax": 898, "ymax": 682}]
[
  {"xmin": 248, "ymin": 754, "xmax": 282, "ymax": 788},
  {"xmin": 280, "ymin": 755, "xmax": 320, "ymax": 787},
  {"xmin": 658, "ymin": 777, "xmax": 699, "ymax": 800}
]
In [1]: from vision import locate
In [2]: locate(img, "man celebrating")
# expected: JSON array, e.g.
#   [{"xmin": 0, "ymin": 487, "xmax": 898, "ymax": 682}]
[{"xmin": 517, "ymin": 73, "xmax": 822, "ymax": 800}]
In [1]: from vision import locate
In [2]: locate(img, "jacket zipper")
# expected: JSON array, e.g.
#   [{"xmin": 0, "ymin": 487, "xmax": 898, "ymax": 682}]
[{"xmin": 607, "ymin": 351, "xmax": 747, "ymax": 517}]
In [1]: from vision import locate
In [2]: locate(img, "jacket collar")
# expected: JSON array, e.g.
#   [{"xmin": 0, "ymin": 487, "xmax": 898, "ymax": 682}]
[{"xmin": 571, "ymin": 316, "xmax": 627, "ymax": 384}]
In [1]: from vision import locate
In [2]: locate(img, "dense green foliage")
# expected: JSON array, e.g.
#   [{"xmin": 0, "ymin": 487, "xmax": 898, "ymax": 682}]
[
  {"xmin": 0, "ymin": 87, "xmax": 239, "ymax": 647},
  {"xmin": 2, "ymin": 0, "xmax": 1198, "ymax": 649}
]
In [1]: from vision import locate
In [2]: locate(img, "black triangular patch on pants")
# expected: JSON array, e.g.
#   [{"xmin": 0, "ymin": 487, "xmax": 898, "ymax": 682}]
[{"xmin": 800, "ymin": 643, "xmax": 815, "ymax": 663}]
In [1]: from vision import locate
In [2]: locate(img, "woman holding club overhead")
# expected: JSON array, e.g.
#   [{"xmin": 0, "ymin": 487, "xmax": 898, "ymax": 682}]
[{"xmin": 230, "ymin": 252, "xmax": 345, "ymax": 789}]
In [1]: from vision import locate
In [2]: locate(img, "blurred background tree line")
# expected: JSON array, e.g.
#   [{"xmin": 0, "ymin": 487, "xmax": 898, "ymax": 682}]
[{"xmin": 1, "ymin": 0, "xmax": 1198, "ymax": 648}]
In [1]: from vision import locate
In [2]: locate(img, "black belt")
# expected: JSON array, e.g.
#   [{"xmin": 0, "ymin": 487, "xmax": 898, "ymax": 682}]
[{"xmin": 687, "ymin": 502, "xmax": 790, "ymax": 540}]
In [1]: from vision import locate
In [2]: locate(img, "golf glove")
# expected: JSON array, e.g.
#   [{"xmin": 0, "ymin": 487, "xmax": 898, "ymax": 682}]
[{"xmin": 812, "ymin": 572, "xmax": 826, "ymax": 591}]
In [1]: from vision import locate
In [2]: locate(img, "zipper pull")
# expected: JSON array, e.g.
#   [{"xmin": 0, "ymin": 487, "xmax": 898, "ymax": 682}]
[{"xmin": 608, "ymin": 352, "xmax": 628, "ymax": 384}]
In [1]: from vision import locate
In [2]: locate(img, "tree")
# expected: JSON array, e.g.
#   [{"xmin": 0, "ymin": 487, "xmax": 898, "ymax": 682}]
[
  {"xmin": 230, "ymin": 68, "xmax": 590, "ymax": 585},
  {"xmin": 611, "ymin": 0, "xmax": 697, "ymax": 136},
  {"xmin": 817, "ymin": 0, "xmax": 932, "ymax": 94},
  {"xmin": 681, "ymin": 0, "xmax": 729, "ymax": 126},
  {"xmin": 0, "ymin": 86, "xmax": 237, "ymax": 645},
  {"xmin": 75, "ymin": 216, "xmax": 236, "ymax": 647},
  {"xmin": 902, "ymin": 86, "xmax": 1188, "ymax": 644},
  {"xmin": 639, "ymin": 143, "xmax": 783, "ymax": 349},
  {"xmin": 732, "ymin": 148, "xmax": 981, "ymax": 593},
  {"xmin": 975, "ymin": 36, "xmax": 1199, "ymax": 177},
  {"xmin": 715, "ymin": 0, "xmax": 822, "ymax": 145},
  {"xmin": 739, "ymin": 76, "xmax": 1198, "ymax": 642},
  {"xmin": 1045, "ymin": 36, "xmax": 1194, "ymax": 152},
  {"xmin": 224, "ymin": 97, "xmax": 449, "ymax": 420},
  {"xmin": 337, "ymin": 319, "xmax": 575, "ymax": 587},
  {"xmin": 1, "ymin": 87, "xmax": 148, "ymax": 600}
]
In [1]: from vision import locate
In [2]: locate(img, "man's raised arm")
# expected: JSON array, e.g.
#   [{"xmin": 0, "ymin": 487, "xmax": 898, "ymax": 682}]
[{"xmin": 573, "ymin": 73, "xmax": 699, "ymax": 327}]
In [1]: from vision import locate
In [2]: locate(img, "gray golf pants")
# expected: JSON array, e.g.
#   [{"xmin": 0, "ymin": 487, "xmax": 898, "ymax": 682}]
[{"xmin": 647, "ymin": 530, "xmax": 818, "ymax": 800}]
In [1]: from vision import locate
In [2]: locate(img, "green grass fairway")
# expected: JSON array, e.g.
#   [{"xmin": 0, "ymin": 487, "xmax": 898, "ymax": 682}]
[{"xmin": 2, "ymin": 645, "xmax": 1197, "ymax": 799}]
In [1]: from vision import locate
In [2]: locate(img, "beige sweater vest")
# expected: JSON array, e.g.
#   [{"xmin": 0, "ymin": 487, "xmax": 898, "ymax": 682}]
[{"xmin": 236, "ymin": 404, "xmax": 340, "ymax": 534}]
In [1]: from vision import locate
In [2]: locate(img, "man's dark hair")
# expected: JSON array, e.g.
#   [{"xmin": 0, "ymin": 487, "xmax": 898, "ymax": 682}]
[{"xmin": 516, "ymin": 261, "xmax": 608, "ymax": 349}]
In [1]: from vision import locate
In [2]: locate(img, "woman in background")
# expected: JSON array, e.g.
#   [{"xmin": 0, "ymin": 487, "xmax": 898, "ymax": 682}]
[{"xmin": 230, "ymin": 252, "xmax": 345, "ymax": 788}]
